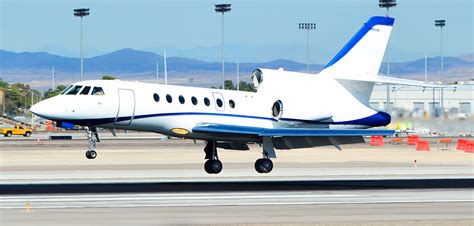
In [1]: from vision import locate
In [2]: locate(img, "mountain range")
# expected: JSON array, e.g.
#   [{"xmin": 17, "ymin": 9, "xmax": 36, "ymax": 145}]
[{"xmin": 0, "ymin": 48, "xmax": 472, "ymax": 86}]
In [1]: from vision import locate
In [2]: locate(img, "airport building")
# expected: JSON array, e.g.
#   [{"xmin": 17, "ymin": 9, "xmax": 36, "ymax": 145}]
[{"xmin": 370, "ymin": 82, "xmax": 473, "ymax": 118}]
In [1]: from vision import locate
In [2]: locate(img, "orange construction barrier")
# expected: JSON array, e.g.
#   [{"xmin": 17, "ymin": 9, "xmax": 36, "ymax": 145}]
[
  {"xmin": 391, "ymin": 137, "xmax": 403, "ymax": 145},
  {"xmin": 457, "ymin": 139, "xmax": 468, "ymax": 151},
  {"xmin": 416, "ymin": 140, "xmax": 430, "ymax": 151},
  {"xmin": 438, "ymin": 138, "xmax": 453, "ymax": 150},
  {"xmin": 464, "ymin": 140, "xmax": 474, "ymax": 153},
  {"xmin": 370, "ymin": 136, "xmax": 384, "ymax": 146},
  {"xmin": 406, "ymin": 134, "xmax": 420, "ymax": 145}
]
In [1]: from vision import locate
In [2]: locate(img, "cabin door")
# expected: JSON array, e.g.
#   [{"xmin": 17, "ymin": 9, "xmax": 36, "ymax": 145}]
[{"xmin": 115, "ymin": 89, "xmax": 136, "ymax": 126}]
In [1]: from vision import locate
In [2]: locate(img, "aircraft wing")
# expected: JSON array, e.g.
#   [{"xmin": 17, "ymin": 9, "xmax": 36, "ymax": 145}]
[{"xmin": 192, "ymin": 123, "xmax": 395, "ymax": 137}]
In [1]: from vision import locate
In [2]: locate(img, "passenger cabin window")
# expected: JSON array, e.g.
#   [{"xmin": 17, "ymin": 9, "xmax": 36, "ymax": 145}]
[
  {"xmin": 60, "ymin": 85, "xmax": 73, "ymax": 95},
  {"xmin": 204, "ymin": 97, "xmax": 210, "ymax": 106},
  {"xmin": 91, "ymin": 87, "xmax": 105, "ymax": 96},
  {"xmin": 216, "ymin": 99, "xmax": 223, "ymax": 107},
  {"xmin": 66, "ymin": 86, "xmax": 83, "ymax": 95},
  {"xmin": 179, "ymin": 95, "xmax": 185, "ymax": 104},
  {"xmin": 80, "ymin": 86, "xmax": 91, "ymax": 95},
  {"xmin": 166, "ymin": 94, "xmax": 172, "ymax": 103},
  {"xmin": 229, "ymin": 100, "xmax": 235, "ymax": 108},
  {"xmin": 153, "ymin": 93, "xmax": 160, "ymax": 102},
  {"xmin": 191, "ymin": 97, "xmax": 198, "ymax": 105}
]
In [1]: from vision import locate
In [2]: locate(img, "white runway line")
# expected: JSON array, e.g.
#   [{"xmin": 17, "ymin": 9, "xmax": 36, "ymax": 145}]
[
  {"xmin": 1, "ymin": 190, "xmax": 472, "ymax": 209},
  {"xmin": 2, "ymin": 166, "xmax": 473, "ymax": 184}
]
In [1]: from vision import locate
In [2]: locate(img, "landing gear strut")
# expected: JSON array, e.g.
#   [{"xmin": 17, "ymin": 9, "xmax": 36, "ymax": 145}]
[
  {"xmin": 203, "ymin": 141, "xmax": 222, "ymax": 174},
  {"xmin": 85, "ymin": 126, "xmax": 99, "ymax": 159}
]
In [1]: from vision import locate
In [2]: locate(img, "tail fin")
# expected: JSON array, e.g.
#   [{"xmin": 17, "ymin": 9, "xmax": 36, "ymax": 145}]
[{"xmin": 320, "ymin": 16, "xmax": 395, "ymax": 77}]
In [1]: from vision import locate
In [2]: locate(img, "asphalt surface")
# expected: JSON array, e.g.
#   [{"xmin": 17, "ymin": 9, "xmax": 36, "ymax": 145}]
[{"xmin": 1, "ymin": 133, "xmax": 473, "ymax": 225}]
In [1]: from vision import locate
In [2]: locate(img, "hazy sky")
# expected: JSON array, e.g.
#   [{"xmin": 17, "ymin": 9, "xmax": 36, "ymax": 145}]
[{"xmin": 1, "ymin": 0, "xmax": 473, "ymax": 63}]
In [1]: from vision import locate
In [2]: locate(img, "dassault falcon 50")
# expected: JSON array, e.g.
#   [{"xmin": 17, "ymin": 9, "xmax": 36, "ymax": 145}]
[{"xmin": 31, "ymin": 16, "xmax": 437, "ymax": 174}]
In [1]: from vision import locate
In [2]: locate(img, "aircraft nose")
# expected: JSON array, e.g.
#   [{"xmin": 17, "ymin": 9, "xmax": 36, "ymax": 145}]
[{"xmin": 30, "ymin": 99, "xmax": 55, "ymax": 119}]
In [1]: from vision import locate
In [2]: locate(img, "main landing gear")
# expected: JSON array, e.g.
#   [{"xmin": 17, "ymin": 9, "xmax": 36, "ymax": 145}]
[
  {"xmin": 203, "ymin": 138, "xmax": 276, "ymax": 174},
  {"xmin": 255, "ymin": 157, "xmax": 273, "ymax": 174},
  {"xmin": 203, "ymin": 141, "xmax": 222, "ymax": 174},
  {"xmin": 85, "ymin": 126, "xmax": 99, "ymax": 159}
]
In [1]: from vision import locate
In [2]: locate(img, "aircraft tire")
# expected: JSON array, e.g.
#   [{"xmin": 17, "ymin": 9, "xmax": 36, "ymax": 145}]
[
  {"xmin": 255, "ymin": 158, "xmax": 273, "ymax": 174},
  {"xmin": 85, "ymin": 150, "xmax": 97, "ymax": 159},
  {"xmin": 204, "ymin": 159, "xmax": 222, "ymax": 174}
]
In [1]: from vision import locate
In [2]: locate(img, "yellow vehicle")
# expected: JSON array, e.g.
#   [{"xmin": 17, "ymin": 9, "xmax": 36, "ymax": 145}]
[{"xmin": 1, "ymin": 124, "xmax": 32, "ymax": 137}]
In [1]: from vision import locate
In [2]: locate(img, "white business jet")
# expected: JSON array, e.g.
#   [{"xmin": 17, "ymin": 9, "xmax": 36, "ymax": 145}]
[{"xmin": 31, "ymin": 16, "xmax": 437, "ymax": 174}]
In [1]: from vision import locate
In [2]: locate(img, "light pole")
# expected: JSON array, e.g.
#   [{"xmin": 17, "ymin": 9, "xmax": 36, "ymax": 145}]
[
  {"xmin": 215, "ymin": 4, "xmax": 231, "ymax": 89},
  {"xmin": 379, "ymin": 0, "xmax": 397, "ymax": 113},
  {"xmin": 52, "ymin": 66, "xmax": 55, "ymax": 91},
  {"xmin": 298, "ymin": 23, "xmax": 316, "ymax": 72},
  {"xmin": 74, "ymin": 8, "xmax": 90, "ymax": 81},
  {"xmin": 435, "ymin": 19, "xmax": 445, "ymax": 110}
]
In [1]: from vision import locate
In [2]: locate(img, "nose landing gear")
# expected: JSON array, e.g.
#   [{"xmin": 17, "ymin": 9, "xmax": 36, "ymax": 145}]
[{"xmin": 85, "ymin": 126, "xmax": 99, "ymax": 159}]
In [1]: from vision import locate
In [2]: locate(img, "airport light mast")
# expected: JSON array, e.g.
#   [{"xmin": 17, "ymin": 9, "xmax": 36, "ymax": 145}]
[
  {"xmin": 379, "ymin": 0, "xmax": 396, "ymax": 113},
  {"xmin": 215, "ymin": 4, "xmax": 231, "ymax": 89},
  {"xmin": 298, "ymin": 23, "xmax": 316, "ymax": 72},
  {"xmin": 73, "ymin": 8, "xmax": 90, "ymax": 81},
  {"xmin": 435, "ymin": 19, "xmax": 446, "ymax": 110}
]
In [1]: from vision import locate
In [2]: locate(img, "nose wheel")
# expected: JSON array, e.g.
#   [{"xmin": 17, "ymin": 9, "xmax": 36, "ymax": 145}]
[{"xmin": 85, "ymin": 150, "xmax": 97, "ymax": 159}]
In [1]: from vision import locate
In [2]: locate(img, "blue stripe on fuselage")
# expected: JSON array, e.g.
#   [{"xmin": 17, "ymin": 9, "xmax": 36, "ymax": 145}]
[{"xmin": 61, "ymin": 111, "xmax": 391, "ymax": 127}]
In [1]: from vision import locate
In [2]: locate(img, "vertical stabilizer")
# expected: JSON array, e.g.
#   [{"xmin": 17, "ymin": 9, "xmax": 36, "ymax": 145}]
[{"xmin": 321, "ymin": 16, "xmax": 394, "ymax": 77}]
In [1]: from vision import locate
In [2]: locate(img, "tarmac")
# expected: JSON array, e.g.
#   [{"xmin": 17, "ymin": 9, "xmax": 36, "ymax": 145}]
[{"xmin": 1, "ymin": 132, "xmax": 473, "ymax": 225}]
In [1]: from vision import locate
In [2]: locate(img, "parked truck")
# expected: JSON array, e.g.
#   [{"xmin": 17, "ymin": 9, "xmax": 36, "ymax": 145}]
[{"xmin": 1, "ymin": 124, "xmax": 32, "ymax": 137}]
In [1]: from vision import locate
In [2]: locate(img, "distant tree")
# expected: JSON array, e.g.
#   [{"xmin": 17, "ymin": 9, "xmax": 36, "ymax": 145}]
[
  {"xmin": 224, "ymin": 80, "xmax": 235, "ymax": 90},
  {"xmin": 102, "ymin": 75, "xmax": 117, "ymax": 80},
  {"xmin": 238, "ymin": 81, "xmax": 257, "ymax": 92},
  {"xmin": 0, "ymin": 79, "xmax": 8, "ymax": 89},
  {"xmin": 213, "ymin": 80, "xmax": 256, "ymax": 92},
  {"xmin": 44, "ymin": 85, "xmax": 67, "ymax": 99}
]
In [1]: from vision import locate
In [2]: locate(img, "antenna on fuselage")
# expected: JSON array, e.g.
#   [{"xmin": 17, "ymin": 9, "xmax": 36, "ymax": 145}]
[{"xmin": 163, "ymin": 50, "xmax": 168, "ymax": 85}]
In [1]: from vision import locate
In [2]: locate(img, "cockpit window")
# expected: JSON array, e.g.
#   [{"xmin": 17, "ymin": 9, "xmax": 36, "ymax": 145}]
[
  {"xmin": 91, "ymin": 87, "xmax": 105, "ymax": 95},
  {"xmin": 66, "ymin": 86, "xmax": 83, "ymax": 95},
  {"xmin": 60, "ymin": 85, "xmax": 73, "ymax": 95},
  {"xmin": 80, "ymin": 86, "xmax": 91, "ymax": 95}
]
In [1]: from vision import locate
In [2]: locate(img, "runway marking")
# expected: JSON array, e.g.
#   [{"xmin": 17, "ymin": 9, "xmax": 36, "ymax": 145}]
[
  {"xmin": 1, "ymin": 190, "xmax": 473, "ymax": 209},
  {"xmin": 0, "ymin": 200, "xmax": 473, "ymax": 209},
  {"xmin": 0, "ymin": 193, "xmax": 365, "ymax": 202}
]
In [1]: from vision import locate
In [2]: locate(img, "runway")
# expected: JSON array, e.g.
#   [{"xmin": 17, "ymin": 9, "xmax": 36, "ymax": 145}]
[
  {"xmin": 1, "ymin": 189, "xmax": 473, "ymax": 225},
  {"xmin": 1, "ymin": 134, "xmax": 473, "ymax": 225}
]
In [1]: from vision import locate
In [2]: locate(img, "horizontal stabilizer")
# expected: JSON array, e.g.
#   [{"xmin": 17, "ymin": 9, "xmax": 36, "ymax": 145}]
[
  {"xmin": 193, "ymin": 123, "xmax": 394, "ymax": 137},
  {"xmin": 335, "ymin": 74, "xmax": 444, "ymax": 88}
]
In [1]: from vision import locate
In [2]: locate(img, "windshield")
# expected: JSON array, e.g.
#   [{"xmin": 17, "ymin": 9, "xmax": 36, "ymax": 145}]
[
  {"xmin": 66, "ymin": 86, "xmax": 83, "ymax": 95},
  {"xmin": 91, "ymin": 87, "xmax": 105, "ymax": 95},
  {"xmin": 60, "ymin": 85, "xmax": 73, "ymax": 95}
]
